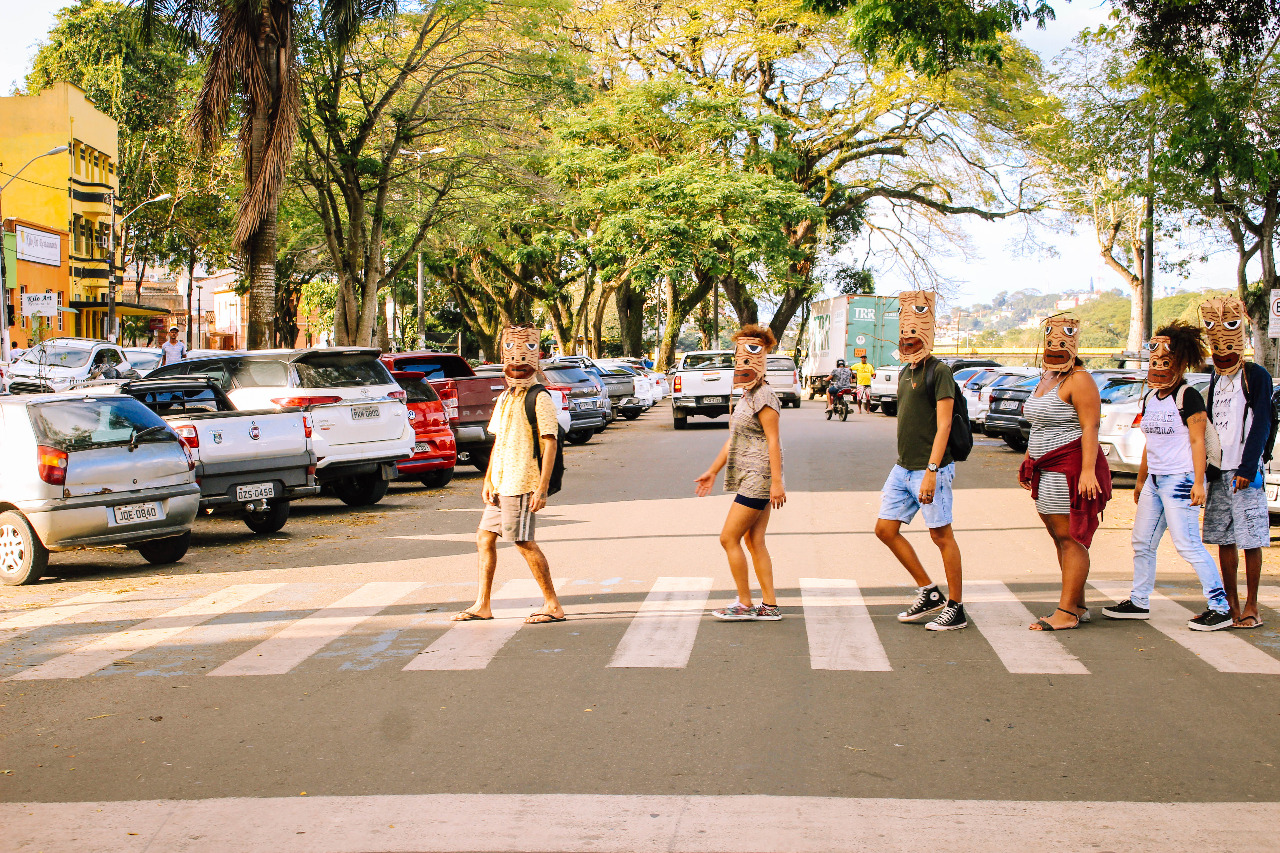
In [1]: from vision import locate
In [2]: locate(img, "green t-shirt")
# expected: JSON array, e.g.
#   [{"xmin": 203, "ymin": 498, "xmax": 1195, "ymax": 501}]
[{"xmin": 896, "ymin": 358, "xmax": 956, "ymax": 470}]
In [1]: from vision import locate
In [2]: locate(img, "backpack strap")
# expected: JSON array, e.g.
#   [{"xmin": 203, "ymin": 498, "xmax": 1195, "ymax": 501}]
[
  {"xmin": 523, "ymin": 383, "xmax": 549, "ymax": 465},
  {"xmin": 923, "ymin": 358, "xmax": 937, "ymax": 403}
]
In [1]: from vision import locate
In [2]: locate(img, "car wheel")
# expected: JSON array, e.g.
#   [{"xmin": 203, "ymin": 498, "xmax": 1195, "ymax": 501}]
[
  {"xmin": 0, "ymin": 510, "xmax": 48, "ymax": 586},
  {"xmin": 420, "ymin": 467, "xmax": 455, "ymax": 488},
  {"xmin": 565, "ymin": 430, "xmax": 593, "ymax": 445},
  {"xmin": 1004, "ymin": 433, "xmax": 1028, "ymax": 453},
  {"xmin": 468, "ymin": 451, "xmax": 490, "ymax": 472},
  {"xmin": 793, "ymin": 398, "xmax": 801, "ymax": 408},
  {"xmin": 333, "ymin": 473, "xmax": 390, "ymax": 507},
  {"xmin": 244, "ymin": 500, "xmax": 290, "ymax": 534},
  {"xmin": 673, "ymin": 413, "xmax": 688, "ymax": 430},
  {"xmin": 622, "ymin": 410, "xmax": 641, "ymax": 420},
  {"xmin": 137, "ymin": 532, "xmax": 191, "ymax": 566},
  {"xmin": 868, "ymin": 402, "xmax": 880, "ymax": 413},
  {"xmin": 882, "ymin": 403, "xmax": 897, "ymax": 417}
]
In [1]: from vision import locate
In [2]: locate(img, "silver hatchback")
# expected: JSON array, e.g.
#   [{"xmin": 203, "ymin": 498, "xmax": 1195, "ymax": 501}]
[{"xmin": 0, "ymin": 394, "xmax": 201, "ymax": 585}]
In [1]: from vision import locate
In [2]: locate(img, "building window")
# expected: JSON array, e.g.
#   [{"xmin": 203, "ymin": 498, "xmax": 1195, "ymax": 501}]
[
  {"xmin": 53, "ymin": 290, "xmax": 63, "ymax": 332},
  {"xmin": 79, "ymin": 145, "xmax": 86, "ymax": 174},
  {"xmin": 19, "ymin": 286, "xmax": 26, "ymax": 329}
]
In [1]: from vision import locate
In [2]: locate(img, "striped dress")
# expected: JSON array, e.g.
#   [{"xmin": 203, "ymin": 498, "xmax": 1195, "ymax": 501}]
[{"xmin": 1025, "ymin": 388, "xmax": 1082, "ymax": 516}]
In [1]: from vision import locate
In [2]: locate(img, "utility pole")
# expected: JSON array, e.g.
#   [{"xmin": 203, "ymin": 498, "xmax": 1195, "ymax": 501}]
[
  {"xmin": 416, "ymin": 253, "xmax": 425, "ymax": 349},
  {"xmin": 712, "ymin": 282, "xmax": 719, "ymax": 348},
  {"xmin": 1142, "ymin": 131, "xmax": 1155, "ymax": 342}
]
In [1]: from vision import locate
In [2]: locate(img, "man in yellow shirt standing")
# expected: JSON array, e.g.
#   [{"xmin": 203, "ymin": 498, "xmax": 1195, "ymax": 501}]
[
  {"xmin": 853, "ymin": 354, "xmax": 875, "ymax": 414},
  {"xmin": 452, "ymin": 324, "xmax": 566, "ymax": 624}
]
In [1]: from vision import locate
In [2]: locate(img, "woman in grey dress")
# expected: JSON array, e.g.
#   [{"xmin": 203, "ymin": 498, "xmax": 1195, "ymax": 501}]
[{"xmin": 1018, "ymin": 317, "xmax": 1102, "ymax": 631}]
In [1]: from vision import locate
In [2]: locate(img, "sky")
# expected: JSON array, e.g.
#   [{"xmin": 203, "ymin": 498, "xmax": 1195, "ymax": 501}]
[{"xmin": 0, "ymin": 0, "xmax": 1244, "ymax": 312}]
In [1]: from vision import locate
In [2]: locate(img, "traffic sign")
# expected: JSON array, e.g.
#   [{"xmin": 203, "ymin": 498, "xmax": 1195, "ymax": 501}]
[
  {"xmin": 21, "ymin": 292, "xmax": 57, "ymax": 317},
  {"xmin": 1270, "ymin": 290, "xmax": 1280, "ymax": 338}
]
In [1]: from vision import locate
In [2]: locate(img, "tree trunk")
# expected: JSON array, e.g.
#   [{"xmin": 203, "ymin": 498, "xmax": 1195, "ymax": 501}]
[
  {"xmin": 720, "ymin": 273, "xmax": 759, "ymax": 326},
  {"xmin": 185, "ymin": 248, "xmax": 196, "ymax": 348},
  {"xmin": 615, "ymin": 280, "xmax": 647, "ymax": 357},
  {"xmin": 245, "ymin": 25, "xmax": 284, "ymax": 351}
]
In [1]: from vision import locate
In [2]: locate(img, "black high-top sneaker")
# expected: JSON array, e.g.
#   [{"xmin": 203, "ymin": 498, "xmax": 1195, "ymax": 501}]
[
  {"xmin": 925, "ymin": 601, "xmax": 968, "ymax": 631},
  {"xmin": 898, "ymin": 585, "xmax": 945, "ymax": 623}
]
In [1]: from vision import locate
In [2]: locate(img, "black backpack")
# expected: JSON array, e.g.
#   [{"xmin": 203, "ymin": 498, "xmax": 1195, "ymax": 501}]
[
  {"xmin": 923, "ymin": 359, "xmax": 974, "ymax": 462},
  {"xmin": 523, "ymin": 384, "xmax": 565, "ymax": 495}
]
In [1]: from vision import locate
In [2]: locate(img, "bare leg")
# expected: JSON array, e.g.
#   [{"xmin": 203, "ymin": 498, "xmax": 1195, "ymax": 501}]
[
  {"xmin": 1218, "ymin": 544, "xmax": 1241, "ymax": 621},
  {"xmin": 454, "ymin": 529, "xmax": 499, "ymax": 619},
  {"xmin": 744, "ymin": 506, "xmax": 775, "ymax": 606},
  {"xmin": 875, "ymin": 518, "xmax": 933, "ymax": 589},
  {"xmin": 1242, "ymin": 547, "xmax": 1262, "ymax": 623},
  {"xmin": 1031, "ymin": 513, "xmax": 1090, "ymax": 630},
  {"xmin": 721, "ymin": 502, "xmax": 766, "ymax": 606},
  {"xmin": 929, "ymin": 524, "xmax": 963, "ymax": 603},
  {"xmin": 515, "ymin": 540, "xmax": 564, "ymax": 620}
]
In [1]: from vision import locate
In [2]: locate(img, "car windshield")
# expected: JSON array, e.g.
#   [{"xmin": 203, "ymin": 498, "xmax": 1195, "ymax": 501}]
[
  {"xmin": 293, "ymin": 354, "xmax": 393, "ymax": 389},
  {"xmin": 127, "ymin": 351, "xmax": 163, "ymax": 370},
  {"xmin": 130, "ymin": 387, "xmax": 225, "ymax": 414},
  {"xmin": 966, "ymin": 371, "xmax": 997, "ymax": 390},
  {"xmin": 18, "ymin": 342, "xmax": 93, "ymax": 369},
  {"xmin": 544, "ymin": 366, "xmax": 592, "ymax": 384},
  {"xmin": 28, "ymin": 397, "xmax": 176, "ymax": 451},
  {"xmin": 1100, "ymin": 380, "xmax": 1145, "ymax": 404},
  {"xmin": 953, "ymin": 368, "xmax": 982, "ymax": 383},
  {"xmin": 392, "ymin": 357, "xmax": 472, "ymax": 380},
  {"xmin": 1015, "ymin": 375, "xmax": 1040, "ymax": 388},
  {"xmin": 682, "ymin": 353, "xmax": 733, "ymax": 369},
  {"xmin": 394, "ymin": 375, "xmax": 439, "ymax": 403},
  {"xmin": 767, "ymin": 357, "xmax": 797, "ymax": 371}
]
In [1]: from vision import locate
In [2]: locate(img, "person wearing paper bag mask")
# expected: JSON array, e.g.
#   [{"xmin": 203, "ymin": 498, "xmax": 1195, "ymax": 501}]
[
  {"xmin": 453, "ymin": 323, "xmax": 566, "ymax": 625},
  {"xmin": 1200, "ymin": 297, "xmax": 1273, "ymax": 628},
  {"xmin": 874, "ymin": 291, "xmax": 968, "ymax": 632},
  {"xmin": 1017, "ymin": 316, "xmax": 1111, "ymax": 631},
  {"xmin": 694, "ymin": 325, "xmax": 787, "ymax": 622}
]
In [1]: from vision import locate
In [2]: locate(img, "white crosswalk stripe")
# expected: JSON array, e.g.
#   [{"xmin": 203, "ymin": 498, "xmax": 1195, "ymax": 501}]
[
  {"xmin": 0, "ymin": 590, "xmax": 135, "ymax": 640},
  {"xmin": 800, "ymin": 578, "xmax": 891, "ymax": 671},
  {"xmin": 1089, "ymin": 581, "xmax": 1280, "ymax": 675},
  {"xmin": 210, "ymin": 582, "xmax": 423, "ymax": 677},
  {"xmin": 9, "ymin": 584, "xmax": 283, "ymax": 681},
  {"xmin": 965, "ymin": 580, "xmax": 1089, "ymax": 674},
  {"xmin": 609, "ymin": 576, "xmax": 712, "ymax": 668},
  {"xmin": 404, "ymin": 578, "xmax": 564, "ymax": 671}
]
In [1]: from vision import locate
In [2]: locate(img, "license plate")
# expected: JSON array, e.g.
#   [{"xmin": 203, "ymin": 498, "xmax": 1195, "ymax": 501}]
[
  {"xmin": 235, "ymin": 482, "xmax": 276, "ymax": 501},
  {"xmin": 1267, "ymin": 485, "xmax": 1279, "ymax": 503},
  {"xmin": 703, "ymin": 396, "xmax": 726, "ymax": 404},
  {"xmin": 414, "ymin": 442, "xmax": 430, "ymax": 454},
  {"xmin": 351, "ymin": 405, "xmax": 380, "ymax": 420},
  {"xmin": 112, "ymin": 502, "xmax": 162, "ymax": 525},
  {"xmin": 998, "ymin": 400, "xmax": 1018, "ymax": 410}
]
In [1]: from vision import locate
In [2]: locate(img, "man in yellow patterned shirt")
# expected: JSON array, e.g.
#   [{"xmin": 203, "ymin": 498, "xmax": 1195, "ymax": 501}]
[{"xmin": 452, "ymin": 324, "xmax": 565, "ymax": 624}]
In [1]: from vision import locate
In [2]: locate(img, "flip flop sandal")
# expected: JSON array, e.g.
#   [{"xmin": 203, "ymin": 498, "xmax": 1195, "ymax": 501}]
[
  {"xmin": 1031, "ymin": 608, "xmax": 1081, "ymax": 632},
  {"xmin": 525, "ymin": 612, "xmax": 567, "ymax": 624},
  {"xmin": 1234, "ymin": 616, "xmax": 1264, "ymax": 629},
  {"xmin": 451, "ymin": 611, "xmax": 493, "ymax": 622}
]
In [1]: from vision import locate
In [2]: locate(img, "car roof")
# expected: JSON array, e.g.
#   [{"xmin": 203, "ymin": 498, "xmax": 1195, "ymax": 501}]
[{"xmin": 28, "ymin": 338, "xmax": 101, "ymax": 350}]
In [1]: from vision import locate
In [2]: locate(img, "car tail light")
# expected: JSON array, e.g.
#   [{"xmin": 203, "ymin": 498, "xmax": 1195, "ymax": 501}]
[
  {"xmin": 546, "ymin": 385, "xmax": 572, "ymax": 410},
  {"xmin": 438, "ymin": 381, "xmax": 460, "ymax": 423},
  {"xmin": 174, "ymin": 425, "xmax": 199, "ymax": 449},
  {"xmin": 1131, "ymin": 413, "xmax": 1143, "ymax": 427},
  {"xmin": 271, "ymin": 395, "xmax": 342, "ymax": 408},
  {"xmin": 793, "ymin": 371, "xmax": 798, "ymax": 385},
  {"xmin": 36, "ymin": 445, "xmax": 68, "ymax": 486},
  {"xmin": 388, "ymin": 390, "xmax": 406, "ymax": 401},
  {"xmin": 306, "ymin": 464, "xmax": 317, "ymax": 478},
  {"xmin": 674, "ymin": 376, "xmax": 682, "ymax": 393},
  {"xmin": 182, "ymin": 444, "xmax": 196, "ymax": 471},
  {"xmin": 303, "ymin": 412, "xmax": 313, "ymax": 438}
]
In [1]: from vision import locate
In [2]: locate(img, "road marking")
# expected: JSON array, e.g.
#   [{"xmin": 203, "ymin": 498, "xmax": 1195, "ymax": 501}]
[
  {"xmin": 964, "ymin": 580, "xmax": 1089, "ymax": 675},
  {"xmin": 800, "ymin": 578, "xmax": 891, "ymax": 671},
  {"xmin": 403, "ymin": 578, "xmax": 563, "ymax": 671},
  {"xmin": 209, "ymin": 582, "xmax": 423, "ymax": 677},
  {"xmin": 2, "ymin": 794, "xmax": 1275, "ymax": 852},
  {"xmin": 9, "ymin": 585, "xmax": 282, "ymax": 681},
  {"xmin": 1258, "ymin": 585, "xmax": 1280, "ymax": 617},
  {"xmin": 608, "ymin": 576, "xmax": 712, "ymax": 668},
  {"xmin": 0, "ymin": 590, "xmax": 135, "ymax": 640},
  {"xmin": 1090, "ymin": 582, "xmax": 1280, "ymax": 674}
]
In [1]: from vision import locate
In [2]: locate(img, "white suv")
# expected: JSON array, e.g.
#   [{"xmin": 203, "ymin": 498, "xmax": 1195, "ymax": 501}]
[
  {"xmin": 148, "ymin": 348, "xmax": 413, "ymax": 506},
  {"xmin": 6, "ymin": 338, "xmax": 133, "ymax": 394}
]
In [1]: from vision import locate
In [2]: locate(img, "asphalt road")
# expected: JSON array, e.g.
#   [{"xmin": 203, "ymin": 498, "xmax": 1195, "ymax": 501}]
[{"xmin": 3, "ymin": 399, "xmax": 1280, "ymax": 852}]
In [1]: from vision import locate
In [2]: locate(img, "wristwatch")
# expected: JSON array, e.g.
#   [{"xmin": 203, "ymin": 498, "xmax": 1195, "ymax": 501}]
[{"xmin": 926, "ymin": 463, "xmax": 939, "ymax": 473}]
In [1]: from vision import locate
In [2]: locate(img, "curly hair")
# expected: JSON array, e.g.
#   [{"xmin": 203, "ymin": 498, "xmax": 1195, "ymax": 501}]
[
  {"xmin": 732, "ymin": 324, "xmax": 777, "ymax": 350},
  {"xmin": 1154, "ymin": 320, "xmax": 1209, "ymax": 373}
]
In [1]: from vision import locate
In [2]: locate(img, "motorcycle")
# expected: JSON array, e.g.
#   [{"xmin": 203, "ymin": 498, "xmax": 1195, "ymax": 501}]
[{"xmin": 826, "ymin": 387, "xmax": 855, "ymax": 421}]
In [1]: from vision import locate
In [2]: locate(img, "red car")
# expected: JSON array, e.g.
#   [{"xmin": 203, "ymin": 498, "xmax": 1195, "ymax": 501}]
[{"xmin": 389, "ymin": 371, "xmax": 457, "ymax": 488}]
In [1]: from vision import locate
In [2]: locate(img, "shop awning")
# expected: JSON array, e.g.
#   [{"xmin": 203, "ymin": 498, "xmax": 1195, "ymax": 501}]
[{"xmin": 69, "ymin": 301, "xmax": 168, "ymax": 317}]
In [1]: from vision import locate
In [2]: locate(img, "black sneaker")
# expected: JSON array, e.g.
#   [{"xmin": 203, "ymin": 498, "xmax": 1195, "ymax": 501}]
[
  {"xmin": 898, "ymin": 585, "xmax": 946, "ymax": 623},
  {"xmin": 1102, "ymin": 599, "xmax": 1150, "ymax": 620},
  {"xmin": 1188, "ymin": 610, "xmax": 1234, "ymax": 632},
  {"xmin": 926, "ymin": 601, "xmax": 968, "ymax": 631}
]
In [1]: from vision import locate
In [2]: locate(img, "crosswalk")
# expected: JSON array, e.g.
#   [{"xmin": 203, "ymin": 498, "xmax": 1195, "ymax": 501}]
[{"xmin": 3, "ymin": 580, "xmax": 1279, "ymax": 681}]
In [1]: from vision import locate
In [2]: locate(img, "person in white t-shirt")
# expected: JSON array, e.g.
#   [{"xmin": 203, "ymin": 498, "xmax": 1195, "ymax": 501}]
[{"xmin": 160, "ymin": 327, "xmax": 187, "ymax": 366}]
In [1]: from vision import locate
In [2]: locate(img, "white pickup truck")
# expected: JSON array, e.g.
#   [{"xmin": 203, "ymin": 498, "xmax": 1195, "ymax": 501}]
[
  {"xmin": 669, "ymin": 350, "xmax": 741, "ymax": 429},
  {"xmin": 110, "ymin": 377, "xmax": 319, "ymax": 534},
  {"xmin": 869, "ymin": 365, "xmax": 902, "ymax": 415}
]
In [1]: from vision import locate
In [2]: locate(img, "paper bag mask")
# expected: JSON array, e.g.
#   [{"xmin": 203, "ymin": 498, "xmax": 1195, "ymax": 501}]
[
  {"xmin": 733, "ymin": 334, "xmax": 770, "ymax": 389},
  {"xmin": 898, "ymin": 291, "xmax": 936, "ymax": 367},
  {"xmin": 1041, "ymin": 316, "xmax": 1080, "ymax": 372},
  {"xmin": 1200, "ymin": 296, "xmax": 1248, "ymax": 375},
  {"xmin": 1146, "ymin": 336, "xmax": 1178, "ymax": 389},
  {"xmin": 501, "ymin": 324, "xmax": 541, "ymax": 391}
]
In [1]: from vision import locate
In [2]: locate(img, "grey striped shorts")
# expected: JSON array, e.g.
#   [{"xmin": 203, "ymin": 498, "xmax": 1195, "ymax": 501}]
[{"xmin": 480, "ymin": 493, "xmax": 537, "ymax": 543}]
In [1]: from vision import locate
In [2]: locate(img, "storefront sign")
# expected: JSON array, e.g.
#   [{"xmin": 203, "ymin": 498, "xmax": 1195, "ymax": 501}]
[
  {"xmin": 16, "ymin": 226, "xmax": 61, "ymax": 267},
  {"xmin": 21, "ymin": 292, "xmax": 58, "ymax": 317}
]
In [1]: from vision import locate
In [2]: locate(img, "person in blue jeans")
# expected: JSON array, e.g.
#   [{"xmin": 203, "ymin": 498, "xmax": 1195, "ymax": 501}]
[{"xmin": 1103, "ymin": 322, "xmax": 1233, "ymax": 631}]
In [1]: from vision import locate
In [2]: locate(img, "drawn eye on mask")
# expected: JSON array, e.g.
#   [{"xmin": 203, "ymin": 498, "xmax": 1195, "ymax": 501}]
[{"xmin": 1200, "ymin": 296, "xmax": 1248, "ymax": 375}]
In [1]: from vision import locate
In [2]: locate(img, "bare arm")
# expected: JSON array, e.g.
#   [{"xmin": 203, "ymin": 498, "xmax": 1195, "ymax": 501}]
[
  {"xmin": 758, "ymin": 404, "xmax": 786, "ymax": 508},
  {"xmin": 1187, "ymin": 411, "xmax": 1208, "ymax": 506},
  {"xmin": 918, "ymin": 396, "xmax": 953, "ymax": 505},
  {"xmin": 1068, "ymin": 371, "xmax": 1102, "ymax": 498},
  {"xmin": 695, "ymin": 438, "xmax": 731, "ymax": 497},
  {"xmin": 529, "ymin": 434, "xmax": 556, "ymax": 513}
]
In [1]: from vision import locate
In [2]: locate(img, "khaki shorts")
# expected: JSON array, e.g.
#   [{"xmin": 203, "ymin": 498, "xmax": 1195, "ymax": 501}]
[{"xmin": 479, "ymin": 493, "xmax": 536, "ymax": 543}]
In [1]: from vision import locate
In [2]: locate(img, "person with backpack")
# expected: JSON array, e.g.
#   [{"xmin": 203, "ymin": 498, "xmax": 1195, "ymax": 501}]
[
  {"xmin": 694, "ymin": 324, "xmax": 786, "ymax": 621},
  {"xmin": 1102, "ymin": 323, "xmax": 1233, "ymax": 631},
  {"xmin": 875, "ymin": 290, "xmax": 969, "ymax": 631},
  {"xmin": 1200, "ymin": 296, "xmax": 1273, "ymax": 629},
  {"xmin": 452, "ymin": 323, "xmax": 566, "ymax": 625},
  {"xmin": 1017, "ymin": 316, "xmax": 1111, "ymax": 631}
]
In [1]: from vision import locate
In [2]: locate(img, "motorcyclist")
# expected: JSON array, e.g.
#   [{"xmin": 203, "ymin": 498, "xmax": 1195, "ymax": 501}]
[{"xmin": 826, "ymin": 359, "xmax": 854, "ymax": 413}]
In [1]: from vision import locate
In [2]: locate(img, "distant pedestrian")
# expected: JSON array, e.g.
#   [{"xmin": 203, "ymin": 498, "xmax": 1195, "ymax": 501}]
[
  {"xmin": 875, "ymin": 290, "xmax": 967, "ymax": 631},
  {"xmin": 695, "ymin": 324, "xmax": 786, "ymax": 621},
  {"xmin": 160, "ymin": 327, "xmax": 187, "ymax": 366},
  {"xmin": 1200, "ymin": 297, "xmax": 1273, "ymax": 629},
  {"xmin": 1103, "ymin": 323, "xmax": 1233, "ymax": 631},
  {"xmin": 1018, "ymin": 316, "xmax": 1111, "ymax": 631},
  {"xmin": 854, "ymin": 354, "xmax": 875, "ymax": 413},
  {"xmin": 452, "ymin": 323, "xmax": 565, "ymax": 625}
]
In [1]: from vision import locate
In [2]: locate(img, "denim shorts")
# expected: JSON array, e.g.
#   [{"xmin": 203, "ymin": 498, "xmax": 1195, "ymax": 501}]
[
  {"xmin": 1203, "ymin": 470, "xmax": 1270, "ymax": 550},
  {"xmin": 877, "ymin": 463, "xmax": 955, "ymax": 528}
]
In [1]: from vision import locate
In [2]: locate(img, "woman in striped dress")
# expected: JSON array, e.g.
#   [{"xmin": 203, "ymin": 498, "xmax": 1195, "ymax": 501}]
[{"xmin": 1018, "ymin": 317, "xmax": 1103, "ymax": 631}]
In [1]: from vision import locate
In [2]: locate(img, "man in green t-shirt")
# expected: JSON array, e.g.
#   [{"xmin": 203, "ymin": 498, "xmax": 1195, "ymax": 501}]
[{"xmin": 873, "ymin": 291, "xmax": 966, "ymax": 631}]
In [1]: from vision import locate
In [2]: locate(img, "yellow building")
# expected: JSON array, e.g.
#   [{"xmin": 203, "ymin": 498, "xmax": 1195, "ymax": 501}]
[{"xmin": 0, "ymin": 81, "xmax": 164, "ymax": 345}]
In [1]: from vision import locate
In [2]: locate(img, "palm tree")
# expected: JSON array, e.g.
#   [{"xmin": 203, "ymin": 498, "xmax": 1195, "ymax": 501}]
[{"xmin": 139, "ymin": 0, "xmax": 388, "ymax": 349}]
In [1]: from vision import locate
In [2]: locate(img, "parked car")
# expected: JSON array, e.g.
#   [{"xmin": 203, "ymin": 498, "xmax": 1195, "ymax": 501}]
[
  {"xmin": 669, "ymin": 350, "xmax": 738, "ymax": 428},
  {"xmin": 982, "ymin": 375, "xmax": 1040, "ymax": 451},
  {"xmin": 597, "ymin": 360, "xmax": 658, "ymax": 410},
  {"xmin": 766, "ymin": 356, "xmax": 803, "ymax": 408},
  {"xmin": 148, "ymin": 348, "xmax": 413, "ymax": 506},
  {"xmin": 869, "ymin": 365, "xmax": 902, "ymax": 415},
  {"xmin": 1098, "ymin": 373, "xmax": 1210, "ymax": 475},
  {"xmin": 554, "ymin": 356, "xmax": 641, "ymax": 420},
  {"xmin": 7, "ymin": 338, "xmax": 135, "ymax": 394},
  {"xmin": 543, "ymin": 363, "xmax": 608, "ymax": 444},
  {"xmin": 0, "ymin": 393, "xmax": 201, "ymax": 584},
  {"xmin": 123, "ymin": 347, "xmax": 164, "ymax": 377},
  {"xmin": 608, "ymin": 358, "xmax": 670, "ymax": 399},
  {"xmin": 971, "ymin": 368, "xmax": 1039, "ymax": 433},
  {"xmin": 380, "ymin": 351, "xmax": 503, "ymax": 471},
  {"xmin": 108, "ymin": 376, "xmax": 318, "ymax": 534},
  {"xmin": 387, "ymin": 371, "xmax": 457, "ymax": 488}
]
